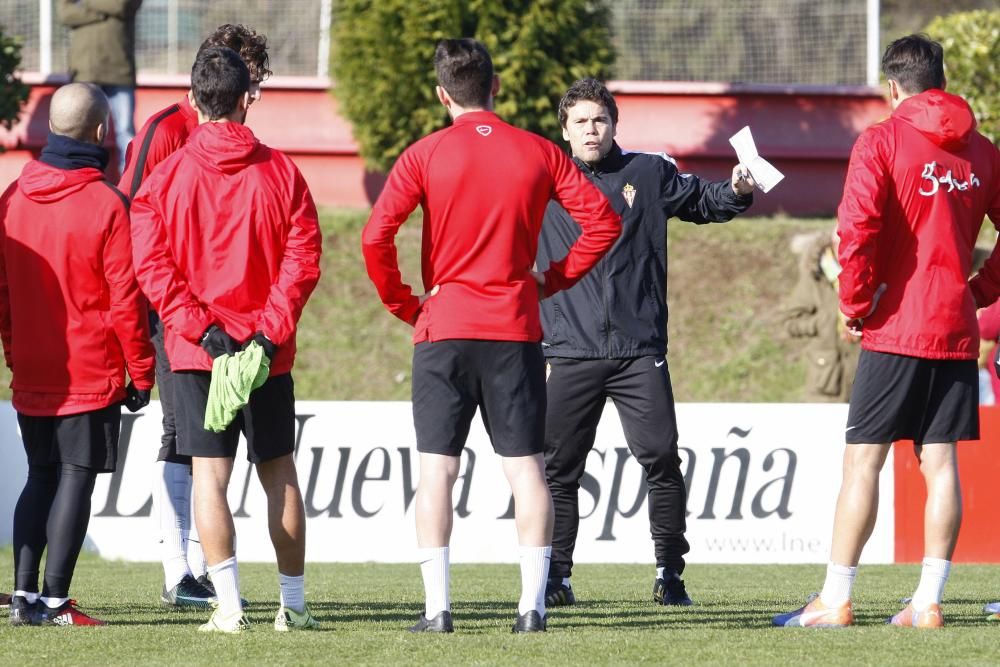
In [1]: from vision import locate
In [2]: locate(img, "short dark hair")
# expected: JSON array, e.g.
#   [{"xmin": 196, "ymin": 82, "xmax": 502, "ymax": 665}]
[
  {"xmin": 558, "ymin": 78, "xmax": 619, "ymax": 128},
  {"xmin": 881, "ymin": 34, "xmax": 944, "ymax": 94},
  {"xmin": 191, "ymin": 46, "xmax": 250, "ymax": 120},
  {"xmin": 201, "ymin": 23, "xmax": 272, "ymax": 82},
  {"xmin": 434, "ymin": 39, "xmax": 494, "ymax": 108}
]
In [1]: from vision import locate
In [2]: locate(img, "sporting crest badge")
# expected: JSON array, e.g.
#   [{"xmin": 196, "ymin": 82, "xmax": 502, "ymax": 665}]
[{"xmin": 622, "ymin": 183, "xmax": 636, "ymax": 208}]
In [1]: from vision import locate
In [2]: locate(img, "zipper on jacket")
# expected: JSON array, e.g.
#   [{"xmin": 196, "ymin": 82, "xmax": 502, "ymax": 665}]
[{"xmin": 592, "ymin": 169, "xmax": 613, "ymax": 358}]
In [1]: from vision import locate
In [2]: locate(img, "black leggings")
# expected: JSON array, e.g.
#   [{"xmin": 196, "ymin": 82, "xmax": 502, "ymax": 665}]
[{"xmin": 13, "ymin": 463, "xmax": 98, "ymax": 598}]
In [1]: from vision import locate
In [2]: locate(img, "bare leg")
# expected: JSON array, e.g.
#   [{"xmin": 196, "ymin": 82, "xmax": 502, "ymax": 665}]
[
  {"xmin": 414, "ymin": 453, "xmax": 461, "ymax": 621},
  {"xmin": 256, "ymin": 453, "xmax": 306, "ymax": 576},
  {"xmin": 415, "ymin": 453, "xmax": 461, "ymax": 547},
  {"xmin": 503, "ymin": 453, "xmax": 554, "ymax": 620},
  {"xmin": 829, "ymin": 443, "xmax": 890, "ymax": 567},
  {"xmin": 191, "ymin": 456, "xmax": 236, "ymax": 566},
  {"xmin": 916, "ymin": 442, "xmax": 962, "ymax": 560},
  {"xmin": 502, "ymin": 453, "xmax": 554, "ymax": 546}
]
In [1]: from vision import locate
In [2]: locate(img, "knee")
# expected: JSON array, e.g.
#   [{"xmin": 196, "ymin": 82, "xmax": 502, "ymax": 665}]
[
  {"xmin": 638, "ymin": 450, "xmax": 682, "ymax": 480},
  {"xmin": 843, "ymin": 446, "xmax": 887, "ymax": 479},
  {"xmin": 257, "ymin": 457, "xmax": 301, "ymax": 493}
]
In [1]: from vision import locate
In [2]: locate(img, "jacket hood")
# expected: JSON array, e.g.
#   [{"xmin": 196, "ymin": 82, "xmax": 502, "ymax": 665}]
[
  {"xmin": 17, "ymin": 160, "xmax": 105, "ymax": 203},
  {"xmin": 187, "ymin": 121, "xmax": 262, "ymax": 174},
  {"xmin": 894, "ymin": 89, "xmax": 976, "ymax": 151}
]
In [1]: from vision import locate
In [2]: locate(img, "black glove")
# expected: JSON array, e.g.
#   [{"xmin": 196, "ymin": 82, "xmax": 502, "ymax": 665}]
[
  {"xmin": 201, "ymin": 324, "xmax": 240, "ymax": 359},
  {"xmin": 123, "ymin": 382, "xmax": 151, "ymax": 412},
  {"xmin": 244, "ymin": 331, "xmax": 276, "ymax": 360}
]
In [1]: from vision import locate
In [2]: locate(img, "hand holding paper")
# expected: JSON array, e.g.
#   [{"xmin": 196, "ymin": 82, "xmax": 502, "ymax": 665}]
[{"xmin": 729, "ymin": 126, "xmax": 784, "ymax": 193}]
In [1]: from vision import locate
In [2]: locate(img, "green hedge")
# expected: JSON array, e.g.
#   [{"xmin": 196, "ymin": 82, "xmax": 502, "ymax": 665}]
[
  {"xmin": 330, "ymin": 0, "xmax": 614, "ymax": 171},
  {"xmin": 0, "ymin": 26, "xmax": 28, "ymax": 132},
  {"xmin": 926, "ymin": 10, "xmax": 1000, "ymax": 144}
]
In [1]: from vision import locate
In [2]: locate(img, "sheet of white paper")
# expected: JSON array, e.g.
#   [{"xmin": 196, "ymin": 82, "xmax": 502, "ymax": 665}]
[{"xmin": 728, "ymin": 126, "xmax": 784, "ymax": 193}]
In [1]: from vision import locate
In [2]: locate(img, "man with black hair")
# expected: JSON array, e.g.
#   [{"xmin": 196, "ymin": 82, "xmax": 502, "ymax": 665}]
[
  {"xmin": 119, "ymin": 23, "xmax": 271, "ymax": 611},
  {"xmin": 363, "ymin": 39, "xmax": 620, "ymax": 634},
  {"xmin": 537, "ymin": 78, "xmax": 754, "ymax": 610},
  {"xmin": 775, "ymin": 34, "xmax": 1000, "ymax": 629},
  {"xmin": 131, "ymin": 47, "xmax": 322, "ymax": 634},
  {"xmin": 1, "ymin": 82, "xmax": 155, "ymax": 626}
]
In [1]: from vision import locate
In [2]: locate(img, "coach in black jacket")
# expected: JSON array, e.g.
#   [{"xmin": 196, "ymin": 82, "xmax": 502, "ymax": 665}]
[{"xmin": 537, "ymin": 78, "xmax": 755, "ymax": 608}]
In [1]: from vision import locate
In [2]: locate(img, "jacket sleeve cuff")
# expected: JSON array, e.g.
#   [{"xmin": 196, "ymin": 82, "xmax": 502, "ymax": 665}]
[
  {"xmin": 397, "ymin": 295, "xmax": 422, "ymax": 325},
  {"xmin": 132, "ymin": 377, "xmax": 155, "ymax": 391},
  {"xmin": 725, "ymin": 186, "xmax": 753, "ymax": 208},
  {"xmin": 542, "ymin": 266, "xmax": 571, "ymax": 296}
]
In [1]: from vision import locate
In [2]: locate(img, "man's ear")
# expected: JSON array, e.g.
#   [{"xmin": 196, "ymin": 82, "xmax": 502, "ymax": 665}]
[
  {"xmin": 490, "ymin": 74, "xmax": 500, "ymax": 98},
  {"xmin": 941, "ymin": 74, "xmax": 947, "ymax": 91},
  {"xmin": 95, "ymin": 118, "xmax": 108, "ymax": 145},
  {"xmin": 887, "ymin": 78, "xmax": 899, "ymax": 103},
  {"xmin": 436, "ymin": 85, "xmax": 450, "ymax": 109},
  {"xmin": 561, "ymin": 125, "xmax": 570, "ymax": 142}
]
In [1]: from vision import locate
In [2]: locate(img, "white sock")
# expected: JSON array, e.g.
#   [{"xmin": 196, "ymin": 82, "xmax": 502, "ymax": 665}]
[
  {"xmin": 417, "ymin": 546, "xmax": 450, "ymax": 618},
  {"xmin": 819, "ymin": 562, "xmax": 857, "ymax": 606},
  {"xmin": 187, "ymin": 513, "xmax": 207, "ymax": 579},
  {"xmin": 14, "ymin": 590, "xmax": 38, "ymax": 604},
  {"xmin": 656, "ymin": 566, "xmax": 665, "ymax": 580},
  {"xmin": 279, "ymin": 573, "xmax": 305, "ymax": 613},
  {"xmin": 207, "ymin": 557, "xmax": 242, "ymax": 616},
  {"xmin": 156, "ymin": 461, "xmax": 193, "ymax": 588},
  {"xmin": 518, "ymin": 545, "xmax": 552, "ymax": 617},
  {"xmin": 40, "ymin": 596, "xmax": 68, "ymax": 609},
  {"xmin": 911, "ymin": 557, "xmax": 951, "ymax": 610}
]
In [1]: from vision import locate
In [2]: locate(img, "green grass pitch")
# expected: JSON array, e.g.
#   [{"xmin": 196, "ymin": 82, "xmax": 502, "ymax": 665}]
[{"xmin": 1, "ymin": 550, "xmax": 999, "ymax": 665}]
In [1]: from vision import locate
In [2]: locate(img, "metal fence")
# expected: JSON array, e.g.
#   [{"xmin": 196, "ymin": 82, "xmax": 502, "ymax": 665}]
[
  {"xmin": 610, "ymin": 0, "xmax": 876, "ymax": 85},
  {"xmin": 0, "ymin": 0, "xmax": 332, "ymax": 78},
  {"xmin": 2, "ymin": 0, "xmax": 877, "ymax": 85}
]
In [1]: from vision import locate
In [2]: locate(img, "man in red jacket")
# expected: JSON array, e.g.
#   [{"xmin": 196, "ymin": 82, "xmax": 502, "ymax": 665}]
[
  {"xmin": 120, "ymin": 23, "xmax": 271, "ymax": 611},
  {"xmin": 775, "ymin": 34, "xmax": 1000, "ymax": 629},
  {"xmin": 131, "ymin": 47, "xmax": 322, "ymax": 633},
  {"xmin": 0, "ymin": 83, "xmax": 155, "ymax": 626},
  {"xmin": 363, "ymin": 39, "xmax": 621, "ymax": 633}
]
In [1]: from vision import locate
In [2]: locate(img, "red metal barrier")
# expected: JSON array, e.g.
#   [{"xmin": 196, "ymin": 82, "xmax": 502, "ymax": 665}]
[
  {"xmin": 893, "ymin": 406, "xmax": 1000, "ymax": 563},
  {"xmin": 0, "ymin": 78, "xmax": 888, "ymax": 216}
]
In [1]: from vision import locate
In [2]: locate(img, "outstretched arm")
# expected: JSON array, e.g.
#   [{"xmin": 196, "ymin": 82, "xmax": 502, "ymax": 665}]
[{"xmin": 665, "ymin": 160, "xmax": 754, "ymax": 224}]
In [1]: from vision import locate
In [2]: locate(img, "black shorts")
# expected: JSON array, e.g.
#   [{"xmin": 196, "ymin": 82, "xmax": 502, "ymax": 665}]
[
  {"xmin": 846, "ymin": 349, "xmax": 978, "ymax": 445},
  {"xmin": 412, "ymin": 340, "xmax": 546, "ymax": 457},
  {"xmin": 150, "ymin": 311, "xmax": 189, "ymax": 465},
  {"xmin": 17, "ymin": 403, "xmax": 122, "ymax": 473},
  {"xmin": 172, "ymin": 371, "xmax": 296, "ymax": 463}
]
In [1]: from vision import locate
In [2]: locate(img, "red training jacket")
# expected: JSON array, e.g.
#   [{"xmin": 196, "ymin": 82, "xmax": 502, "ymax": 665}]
[
  {"xmin": 130, "ymin": 121, "xmax": 322, "ymax": 374},
  {"xmin": 838, "ymin": 89, "xmax": 1000, "ymax": 360},
  {"xmin": 0, "ymin": 161, "xmax": 155, "ymax": 416},
  {"xmin": 119, "ymin": 95, "xmax": 199, "ymax": 199},
  {"xmin": 362, "ymin": 111, "xmax": 621, "ymax": 343}
]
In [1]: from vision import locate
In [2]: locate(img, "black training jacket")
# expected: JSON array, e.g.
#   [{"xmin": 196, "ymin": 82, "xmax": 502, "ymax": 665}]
[{"xmin": 537, "ymin": 143, "xmax": 753, "ymax": 359}]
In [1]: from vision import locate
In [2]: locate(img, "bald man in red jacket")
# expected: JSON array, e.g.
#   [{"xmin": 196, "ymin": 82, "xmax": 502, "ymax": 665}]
[{"xmin": 1, "ymin": 83, "xmax": 154, "ymax": 627}]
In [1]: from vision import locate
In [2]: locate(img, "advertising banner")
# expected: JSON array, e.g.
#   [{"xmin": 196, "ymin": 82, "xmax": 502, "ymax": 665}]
[{"xmin": 0, "ymin": 401, "xmax": 894, "ymax": 564}]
